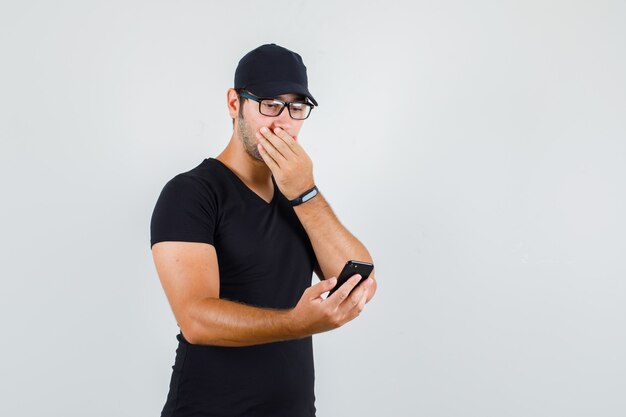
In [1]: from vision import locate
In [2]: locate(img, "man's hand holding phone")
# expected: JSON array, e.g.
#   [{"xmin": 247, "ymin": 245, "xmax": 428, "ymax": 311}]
[{"xmin": 288, "ymin": 273, "xmax": 374, "ymax": 338}]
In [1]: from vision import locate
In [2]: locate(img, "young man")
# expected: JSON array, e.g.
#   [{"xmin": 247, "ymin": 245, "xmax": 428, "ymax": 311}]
[{"xmin": 150, "ymin": 43, "xmax": 377, "ymax": 417}]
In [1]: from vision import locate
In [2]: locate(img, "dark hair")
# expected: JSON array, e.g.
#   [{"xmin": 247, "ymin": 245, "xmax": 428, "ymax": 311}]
[{"xmin": 232, "ymin": 89, "xmax": 247, "ymax": 127}]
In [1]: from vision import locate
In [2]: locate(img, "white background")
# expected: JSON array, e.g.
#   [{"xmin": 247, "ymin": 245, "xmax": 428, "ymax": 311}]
[{"xmin": 1, "ymin": 1, "xmax": 625, "ymax": 416}]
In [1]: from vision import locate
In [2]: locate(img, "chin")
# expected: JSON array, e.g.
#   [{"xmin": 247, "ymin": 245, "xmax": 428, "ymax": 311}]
[{"xmin": 246, "ymin": 148, "xmax": 264, "ymax": 162}]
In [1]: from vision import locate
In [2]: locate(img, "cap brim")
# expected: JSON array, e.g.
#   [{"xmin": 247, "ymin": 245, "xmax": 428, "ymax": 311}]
[{"xmin": 245, "ymin": 80, "xmax": 318, "ymax": 106}]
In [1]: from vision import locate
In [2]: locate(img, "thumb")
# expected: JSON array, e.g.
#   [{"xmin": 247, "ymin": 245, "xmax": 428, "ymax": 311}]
[{"xmin": 309, "ymin": 277, "xmax": 337, "ymax": 299}]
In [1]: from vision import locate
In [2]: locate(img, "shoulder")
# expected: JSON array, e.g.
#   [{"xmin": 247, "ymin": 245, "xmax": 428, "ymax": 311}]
[
  {"xmin": 150, "ymin": 160, "xmax": 224, "ymax": 248},
  {"xmin": 159, "ymin": 159, "xmax": 226, "ymax": 201},
  {"xmin": 152, "ymin": 159, "xmax": 228, "ymax": 219}
]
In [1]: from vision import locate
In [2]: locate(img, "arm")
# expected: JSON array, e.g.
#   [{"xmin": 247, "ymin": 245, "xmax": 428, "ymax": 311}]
[
  {"xmin": 256, "ymin": 126, "xmax": 377, "ymax": 303},
  {"xmin": 185, "ymin": 298, "xmax": 299, "ymax": 347},
  {"xmin": 151, "ymin": 241, "xmax": 367, "ymax": 347},
  {"xmin": 294, "ymin": 192, "xmax": 377, "ymax": 303}
]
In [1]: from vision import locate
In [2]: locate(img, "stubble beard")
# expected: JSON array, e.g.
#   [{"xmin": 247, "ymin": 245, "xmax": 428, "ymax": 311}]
[{"xmin": 237, "ymin": 113, "xmax": 263, "ymax": 162}]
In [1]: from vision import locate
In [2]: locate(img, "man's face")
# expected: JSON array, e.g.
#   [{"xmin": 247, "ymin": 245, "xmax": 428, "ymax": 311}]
[{"xmin": 235, "ymin": 92, "xmax": 306, "ymax": 162}]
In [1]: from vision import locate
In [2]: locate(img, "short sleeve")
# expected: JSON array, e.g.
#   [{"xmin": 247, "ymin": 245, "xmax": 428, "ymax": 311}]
[{"xmin": 150, "ymin": 174, "xmax": 217, "ymax": 249}]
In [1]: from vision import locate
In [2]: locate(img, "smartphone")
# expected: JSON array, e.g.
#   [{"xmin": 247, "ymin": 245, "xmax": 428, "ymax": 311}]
[{"xmin": 327, "ymin": 260, "xmax": 374, "ymax": 297}]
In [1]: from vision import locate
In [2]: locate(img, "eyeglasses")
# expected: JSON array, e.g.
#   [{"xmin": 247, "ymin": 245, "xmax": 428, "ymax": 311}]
[{"xmin": 237, "ymin": 90, "xmax": 314, "ymax": 120}]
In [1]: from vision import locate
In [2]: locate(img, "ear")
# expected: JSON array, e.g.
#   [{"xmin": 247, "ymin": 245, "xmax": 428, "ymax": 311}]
[{"xmin": 227, "ymin": 88, "xmax": 240, "ymax": 120}]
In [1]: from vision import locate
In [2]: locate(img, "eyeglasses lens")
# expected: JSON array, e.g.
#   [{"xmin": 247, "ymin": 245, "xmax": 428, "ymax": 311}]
[{"xmin": 259, "ymin": 99, "xmax": 311, "ymax": 120}]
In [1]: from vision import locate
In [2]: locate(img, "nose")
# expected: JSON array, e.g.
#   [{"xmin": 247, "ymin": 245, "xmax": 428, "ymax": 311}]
[{"xmin": 269, "ymin": 107, "xmax": 293, "ymax": 132}]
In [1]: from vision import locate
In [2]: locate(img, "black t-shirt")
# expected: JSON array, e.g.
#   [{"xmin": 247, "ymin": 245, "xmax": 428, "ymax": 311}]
[{"xmin": 150, "ymin": 157, "xmax": 318, "ymax": 417}]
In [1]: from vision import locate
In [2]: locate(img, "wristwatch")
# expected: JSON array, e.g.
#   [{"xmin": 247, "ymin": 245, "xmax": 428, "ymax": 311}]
[{"xmin": 289, "ymin": 185, "xmax": 319, "ymax": 206}]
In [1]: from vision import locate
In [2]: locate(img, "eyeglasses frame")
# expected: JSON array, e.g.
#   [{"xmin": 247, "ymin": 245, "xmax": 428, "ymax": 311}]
[{"xmin": 236, "ymin": 89, "xmax": 314, "ymax": 120}]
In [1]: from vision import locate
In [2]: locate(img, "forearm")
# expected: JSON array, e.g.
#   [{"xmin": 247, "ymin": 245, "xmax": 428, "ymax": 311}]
[
  {"xmin": 293, "ymin": 191, "xmax": 376, "ymax": 287},
  {"xmin": 255, "ymin": 127, "xmax": 375, "ymax": 294},
  {"xmin": 185, "ymin": 297, "xmax": 306, "ymax": 347}
]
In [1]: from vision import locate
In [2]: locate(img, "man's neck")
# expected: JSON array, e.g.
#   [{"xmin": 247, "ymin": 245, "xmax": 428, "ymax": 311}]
[{"xmin": 215, "ymin": 135, "xmax": 273, "ymax": 188}]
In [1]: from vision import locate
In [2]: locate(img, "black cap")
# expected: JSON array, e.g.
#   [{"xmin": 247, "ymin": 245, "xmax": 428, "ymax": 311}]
[{"xmin": 234, "ymin": 43, "xmax": 318, "ymax": 106}]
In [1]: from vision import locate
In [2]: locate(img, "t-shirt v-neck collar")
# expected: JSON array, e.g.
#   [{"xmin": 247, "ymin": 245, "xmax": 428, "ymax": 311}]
[{"xmin": 208, "ymin": 157, "xmax": 278, "ymax": 206}]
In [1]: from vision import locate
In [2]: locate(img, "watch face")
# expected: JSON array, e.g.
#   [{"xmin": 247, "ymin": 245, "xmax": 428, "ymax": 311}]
[
  {"xmin": 291, "ymin": 186, "xmax": 317, "ymax": 206},
  {"xmin": 302, "ymin": 188, "xmax": 317, "ymax": 201}
]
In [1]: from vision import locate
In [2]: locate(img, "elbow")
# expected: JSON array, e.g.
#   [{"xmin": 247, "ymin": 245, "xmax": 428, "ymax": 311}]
[
  {"xmin": 182, "ymin": 320, "xmax": 218, "ymax": 345},
  {"xmin": 179, "ymin": 298, "xmax": 212, "ymax": 345},
  {"xmin": 181, "ymin": 311, "xmax": 223, "ymax": 345},
  {"xmin": 179, "ymin": 319, "xmax": 199, "ymax": 344},
  {"xmin": 179, "ymin": 303, "xmax": 206, "ymax": 345},
  {"xmin": 365, "ymin": 271, "xmax": 377, "ymax": 302}
]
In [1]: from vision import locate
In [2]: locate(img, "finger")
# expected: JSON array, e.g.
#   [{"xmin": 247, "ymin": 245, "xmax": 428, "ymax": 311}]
[
  {"xmin": 266, "ymin": 127, "xmax": 296, "ymax": 156},
  {"xmin": 273, "ymin": 127, "xmax": 298, "ymax": 153},
  {"xmin": 257, "ymin": 132, "xmax": 286, "ymax": 165},
  {"xmin": 259, "ymin": 128, "xmax": 291, "ymax": 160},
  {"xmin": 328, "ymin": 274, "xmax": 362, "ymax": 307},
  {"xmin": 346, "ymin": 277, "xmax": 370, "ymax": 309},
  {"xmin": 257, "ymin": 143, "xmax": 279, "ymax": 171},
  {"xmin": 362, "ymin": 279, "xmax": 374, "ymax": 304},
  {"xmin": 275, "ymin": 127, "xmax": 305, "ymax": 157},
  {"xmin": 357, "ymin": 288, "xmax": 368, "ymax": 311},
  {"xmin": 348, "ymin": 280, "xmax": 368, "ymax": 307},
  {"xmin": 309, "ymin": 277, "xmax": 337, "ymax": 300}
]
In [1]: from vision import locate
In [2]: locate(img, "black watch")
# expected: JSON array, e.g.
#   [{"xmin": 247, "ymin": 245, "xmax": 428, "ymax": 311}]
[{"xmin": 289, "ymin": 185, "xmax": 319, "ymax": 206}]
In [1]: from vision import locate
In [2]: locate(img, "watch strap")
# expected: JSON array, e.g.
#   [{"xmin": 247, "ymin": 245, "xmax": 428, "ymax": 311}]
[{"xmin": 289, "ymin": 185, "xmax": 319, "ymax": 206}]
